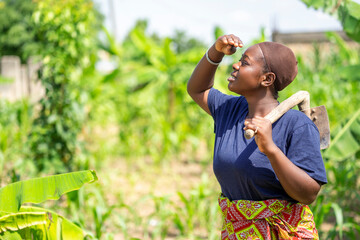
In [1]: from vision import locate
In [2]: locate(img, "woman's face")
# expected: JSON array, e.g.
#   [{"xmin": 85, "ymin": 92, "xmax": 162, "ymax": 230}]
[{"xmin": 227, "ymin": 45, "xmax": 266, "ymax": 95}]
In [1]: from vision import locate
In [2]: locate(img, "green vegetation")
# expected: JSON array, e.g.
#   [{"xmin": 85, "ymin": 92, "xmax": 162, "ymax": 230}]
[
  {"xmin": 28, "ymin": 0, "xmax": 102, "ymax": 173},
  {"xmin": 0, "ymin": 170, "xmax": 97, "ymax": 239},
  {"xmin": 0, "ymin": 0, "xmax": 37, "ymax": 62},
  {"xmin": 0, "ymin": 0, "xmax": 359, "ymax": 239},
  {"xmin": 301, "ymin": 0, "xmax": 360, "ymax": 41}
]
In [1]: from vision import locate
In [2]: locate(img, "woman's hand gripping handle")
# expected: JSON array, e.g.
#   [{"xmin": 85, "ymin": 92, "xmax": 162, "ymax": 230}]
[{"xmin": 244, "ymin": 91, "xmax": 311, "ymax": 139}]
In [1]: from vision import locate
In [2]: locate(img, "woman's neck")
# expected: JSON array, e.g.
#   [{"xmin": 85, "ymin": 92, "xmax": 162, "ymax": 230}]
[{"xmin": 245, "ymin": 93, "xmax": 279, "ymax": 118}]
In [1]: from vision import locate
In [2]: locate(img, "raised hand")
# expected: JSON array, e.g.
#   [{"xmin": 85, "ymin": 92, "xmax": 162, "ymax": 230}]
[{"xmin": 215, "ymin": 34, "xmax": 243, "ymax": 55}]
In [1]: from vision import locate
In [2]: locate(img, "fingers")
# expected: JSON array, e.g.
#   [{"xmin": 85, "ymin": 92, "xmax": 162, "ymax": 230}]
[
  {"xmin": 243, "ymin": 117, "xmax": 271, "ymax": 133},
  {"xmin": 230, "ymin": 34, "xmax": 243, "ymax": 48},
  {"xmin": 243, "ymin": 121, "xmax": 259, "ymax": 133},
  {"xmin": 216, "ymin": 34, "xmax": 243, "ymax": 54},
  {"xmin": 220, "ymin": 34, "xmax": 243, "ymax": 48},
  {"xmin": 244, "ymin": 117, "xmax": 275, "ymax": 153}
]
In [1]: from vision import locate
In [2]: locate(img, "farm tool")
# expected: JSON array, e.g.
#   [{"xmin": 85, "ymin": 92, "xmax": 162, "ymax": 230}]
[{"xmin": 244, "ymin": 91, "xmax": 330, "ymax": 149}]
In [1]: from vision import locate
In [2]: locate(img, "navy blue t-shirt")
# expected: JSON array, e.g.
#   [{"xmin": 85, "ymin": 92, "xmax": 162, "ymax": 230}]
[{"xmin": 208, "ymin": 88, "xmax": 327, "ymax": 202}]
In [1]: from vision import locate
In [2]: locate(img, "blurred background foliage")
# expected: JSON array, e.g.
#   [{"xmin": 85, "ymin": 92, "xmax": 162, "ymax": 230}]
[
  {"xmin": 0, "ymin": 0, "xmax": 37, "ymax": 62},
  {"xmin": 28, "ymin": 0, "xmax": 103, "ymax": 173},
  {"xmin": 0, "ymin": 0, "xmax": 360, "ymax": 239}
]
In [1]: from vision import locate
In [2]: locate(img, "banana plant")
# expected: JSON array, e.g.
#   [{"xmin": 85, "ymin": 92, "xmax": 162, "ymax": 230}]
[
  {"xmin": 300, "ymin": 0, "xmax": 360, "ymax": 42},
  {"xmin": 314, "ymin": 108, "xmax": 360, "ymax": 239},
  {"xmin": 324, "ymin": 108, "xmax": 360, "ymax": 161},
  {"xmin": 96, "ymin": 21, "xmax": 216, "ymax": 162},
  {"xmin": 0, "ymin": 170, "xmax": 97, "ymax": 239},
  {"xmin": 0, "ymin": 206, "xmax": 84, "ymax": 239}
]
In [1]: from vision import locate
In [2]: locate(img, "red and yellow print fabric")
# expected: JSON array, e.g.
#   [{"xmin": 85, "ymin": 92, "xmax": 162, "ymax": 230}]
[{"xmin": 218, "ymin": 194, "xmax": 319, "ymax": 240}]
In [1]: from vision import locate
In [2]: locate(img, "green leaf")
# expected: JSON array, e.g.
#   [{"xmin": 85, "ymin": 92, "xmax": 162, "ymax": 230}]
[
  {"xmin": 337, "ymin": 64, "xmax": 360, "ymax": 81},
  {"xmin": 23, "ymin": 206, "xmax": 84, "ymax": 240},
  {"xmin": 0, "ymin": 231, "xmax": 22, "ymax": 240},
  {"xmin": 301, "ymin": 0, "xmax": 326, "ymax": 9},
  {"xmin": 331, "ymin": 203, "xmax": 344, "ymax": 239},
  {"xmin": 102, "ymin": 68, "xmax": 120, "ymax": 83},
  {"xmin": 324, "ymin": 109, "xmax": 360, "ymax": 160},
  {"xmin": 300, "ymin": 0, "xmax": 338, "ymax": 14},
  {"xmin": 163, "ymin": 37, "xmax": 176, "ymax": 67},
  {"xmin": 0, "ymin": 212, "xmax": 47, "ymax": 233},
  {"xmin": 0, "ymin": 170, "xmax": 98, "ymax": 213},
  {"xmin": 301, "ymin": 0, "xmax": 360, "ymax": 43},
  {"xmin": 100, "ymin": 26, "xmax": 121, "ymax": 56},
  {"xmin": 214, "ymin": 26, "xmax": 224, "ymax": 40},
  {"xmin": 326, "ymin": 31, "xmax": 356, "ymax": 63},
  {"xmin": 0, "ymin": 206, "xmax": 84, "ymax": 239},
  {"xmin": 130, "ymin": 27, "xmax": 150, "ymax": 54},
  {"xmin": 338, "ymin": 1, "xmax": 360, "ymax": 42}
]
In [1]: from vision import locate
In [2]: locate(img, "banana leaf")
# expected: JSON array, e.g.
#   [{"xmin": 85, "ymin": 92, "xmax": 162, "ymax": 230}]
[
  {"xmin": 0, "ymin": 206, "xmax": 84, "ymax": 240},
  {"xmin": 339, "ymin": 1, "xmax": 360, "ymax": 42},
  {"xmin": 301, "ymin": 0, "xmax": 360, "ymax": 43},
  {"xmin": 163, "ymin": 37, "xmax": 176, "ymax": 68},
  {"xmin": 324, "ymin": 109, "xmax": 360, "ymax": 160},
  {"xmin": 0, "ymin": 231, "xmax": 22, "ymax": 240},
  {"xmin": 0, "ymin": 211, "xmax": 47, "ymax": 233},
  {"xmin": 326, "ymin": 32, "xmax": 357, "ymax": 63},
  {"xmin": 300, "ymin": 0, "xmax": 333, "ymax": 11},
  {"xmin": 0, "ymin": 170, "xmax": 97, "ymax": 213}
]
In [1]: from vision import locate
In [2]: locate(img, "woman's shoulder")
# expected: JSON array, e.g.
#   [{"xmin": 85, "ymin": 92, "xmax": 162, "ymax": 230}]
[
  {"xmin": 275, "ymin": 110, "xmax": 321, "ymax": 152},
  {"xmin": 208, "ymin": 88, "xmax": 248, "ymax": 122},
  {"xmin": 208, "ymin": 88, "xmax": 247, "ymax": 110},
  {"xmin": 209, "ymin": 88, "xmax": 245, "ymax": 101},
  {"xmin": 280, "ymin": 109, "xmax": 319, "ymax": 133}
]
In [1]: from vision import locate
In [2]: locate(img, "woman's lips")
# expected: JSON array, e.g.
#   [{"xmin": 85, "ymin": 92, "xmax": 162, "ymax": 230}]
[{"xmin": 228, "ymin": 76, "xmax": 236, "ymax": 82}]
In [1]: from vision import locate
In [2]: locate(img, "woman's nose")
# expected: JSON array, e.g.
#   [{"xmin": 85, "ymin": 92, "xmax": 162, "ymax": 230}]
[{"xmin": 232, "ymin": 61, "xmax": 241, "ymax": 70}]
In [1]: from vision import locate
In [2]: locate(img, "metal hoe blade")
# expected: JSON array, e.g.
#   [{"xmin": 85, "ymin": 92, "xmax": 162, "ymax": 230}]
[{"xmin": 306, "ymin": 105, "xmax": 330, "ymax": 149}]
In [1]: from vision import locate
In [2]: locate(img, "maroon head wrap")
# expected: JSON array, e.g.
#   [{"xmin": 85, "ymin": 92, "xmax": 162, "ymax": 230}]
[{"xmin": 257, "ymin": 42, "xmax": 298, "ymax": 91}]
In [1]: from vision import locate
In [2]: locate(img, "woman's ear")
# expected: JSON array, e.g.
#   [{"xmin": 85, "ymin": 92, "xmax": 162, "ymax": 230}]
[{"xmin": 261, "ymin": 72, "xmax": 276, "ymax": 87}]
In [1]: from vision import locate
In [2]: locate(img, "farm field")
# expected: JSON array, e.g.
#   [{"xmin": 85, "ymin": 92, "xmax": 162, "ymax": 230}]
[{"xmin": 0, "ymin": 0, "xmax": 360, "ymax": 239}]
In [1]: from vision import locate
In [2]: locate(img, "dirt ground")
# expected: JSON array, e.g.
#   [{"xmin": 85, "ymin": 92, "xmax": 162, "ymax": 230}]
[{"xmin": 99, "ymin": 154, "xmax": 220, "ymax": 239}]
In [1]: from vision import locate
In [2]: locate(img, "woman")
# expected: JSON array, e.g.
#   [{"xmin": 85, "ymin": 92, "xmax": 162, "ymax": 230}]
[{"xmin": 187, "ymin": 34, "xmax": 327, "ymax": 239}]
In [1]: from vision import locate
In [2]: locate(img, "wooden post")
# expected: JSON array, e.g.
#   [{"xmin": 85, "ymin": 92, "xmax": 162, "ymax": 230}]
[{"xmin": 0, "ymin": 56, "xmax": 21, "ymax": 101}]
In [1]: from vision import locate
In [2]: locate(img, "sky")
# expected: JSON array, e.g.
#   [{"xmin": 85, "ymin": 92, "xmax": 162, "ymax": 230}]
[{"xmin": 94, "ymin": 0, "xmax": 360, "ymax": 45}]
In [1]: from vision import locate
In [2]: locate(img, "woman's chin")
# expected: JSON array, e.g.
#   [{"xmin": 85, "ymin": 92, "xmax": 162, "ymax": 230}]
[
  {"xmin": 227, "ymin": 82, "xmax": 235, "ymax": 91},
  {"xmin": 227, "ymin": 84, "xmax": 242, "ymax": 95}
]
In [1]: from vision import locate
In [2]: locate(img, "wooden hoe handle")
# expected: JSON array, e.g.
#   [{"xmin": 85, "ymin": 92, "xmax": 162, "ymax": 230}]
[{"xmin": 244, "ymin": 91, "xmax": 311, "ymax": 139}]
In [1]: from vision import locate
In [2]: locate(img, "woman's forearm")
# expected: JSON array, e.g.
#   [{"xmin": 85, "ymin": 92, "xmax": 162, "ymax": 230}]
[
  {"xmin": 187, "ymin": 35, "xmax": 242, "ymax": 114},
  {"xmin": 265, "ymin": 146, "xmax": 321, "ymax": 205},
  {"xmin": 187, "ymin": 45, "xmax": 224, "ymax": 95},
  {"xmin": 187, "ymin": 45, "xmax": 225, "ymax": 114}
]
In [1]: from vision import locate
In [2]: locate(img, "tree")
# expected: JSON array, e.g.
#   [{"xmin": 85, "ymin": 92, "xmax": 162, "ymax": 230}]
[
  {"xmin": 28, "ymin": 0, "xmax": 103, "ymax": 173},
  {"xmin": 0, "ymin": 0, "xmax": 38, "ymax": 62}
]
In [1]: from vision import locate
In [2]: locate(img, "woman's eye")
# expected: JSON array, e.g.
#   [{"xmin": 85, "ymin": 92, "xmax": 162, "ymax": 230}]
[{"xmin": 241, "ymin": 59, "xmax": 248, "ymax": 65}]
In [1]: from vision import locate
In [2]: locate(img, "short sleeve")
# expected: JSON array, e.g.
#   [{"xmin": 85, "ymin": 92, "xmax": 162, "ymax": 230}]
[
  {"xmin": 207, "ymin": 88, "xmax": 233, "ymax": 121},
  {"xmin": 286, "ymin": 124, "xmax": 327, "ymax": 184},
  {"xmin": 207, "ymin": 88, "xmax": 248, "ymax": 133}
]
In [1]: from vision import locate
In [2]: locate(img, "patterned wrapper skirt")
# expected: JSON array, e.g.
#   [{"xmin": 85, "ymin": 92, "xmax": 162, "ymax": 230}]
[{"xmin": 218, "ymin": 194, "xmax": 319, "ymax": 240}]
